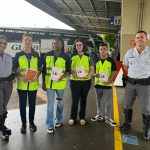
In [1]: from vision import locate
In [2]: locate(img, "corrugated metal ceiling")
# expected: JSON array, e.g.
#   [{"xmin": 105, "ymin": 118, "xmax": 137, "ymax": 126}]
[{"xmin": 26, "ymin": 0, "xmax": 121, "ymax": 34}]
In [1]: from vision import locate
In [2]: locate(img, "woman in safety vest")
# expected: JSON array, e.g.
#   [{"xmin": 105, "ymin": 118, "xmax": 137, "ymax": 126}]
[
  {"xmin": 69, "ymin": 38, "xmax": 94, "ymax": 126},
  {"xmin": 42, "ymin": 38, "xmax": 71, "ymax": 134},
  {"xmin": 13, "ymin": 34, "xmax": 41, "ymax": 134}
]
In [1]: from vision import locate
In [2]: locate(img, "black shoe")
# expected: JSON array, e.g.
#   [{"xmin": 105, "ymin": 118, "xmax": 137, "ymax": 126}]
[
  {"xmin": 4, "ymin": 125, "xmax": 11, "ymax": 135},
  {"xmin": 55, "ymin": 122, "xmax": 62, "ymax": 128},
  {"xmin": 0, "ymin": 131, "xmax": 9, "ymax": 141},
  {"xmin": 120, "ymin": 122, "xmax": 131, "ymax": 130},
  {"xmin": 47, "ymin": 128, "xmax": 54, "ymax": 134},
  {"xmin": 144, "ymin": 129, "xmax": 150, "ymax": 141},
  {"xmin": 29, "ymin": 123, "xmax": 37, "ymax": 132},
  {"xmin": 20, "ymin": 124, "xmax": 27, "ymax": 134}
]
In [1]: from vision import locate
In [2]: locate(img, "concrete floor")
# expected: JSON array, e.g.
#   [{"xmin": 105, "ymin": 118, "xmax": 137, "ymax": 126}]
[{"xmin": 1, "ymin": 81, "xmax": 150, "ymax": 150}]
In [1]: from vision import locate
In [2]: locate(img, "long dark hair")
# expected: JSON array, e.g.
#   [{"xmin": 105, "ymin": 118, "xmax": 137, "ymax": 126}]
[
  {"xmin": 55, "ymin": 38, "xmax": 65, "ymax": 52},
  {"xmin": 72, "ymin": 38, "xmax": 88, "ymax": 53}
]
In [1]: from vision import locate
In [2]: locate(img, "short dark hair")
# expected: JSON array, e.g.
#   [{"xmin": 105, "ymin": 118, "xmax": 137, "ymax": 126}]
[
  {"xmin": 0, "ymin": 35, "xmax": 7, "ymax": 41},
  {"xmin": 136, "ymin": 30, "xmax": 147, "ymax": 37},
  {"xmin": 72, "ymin": 38, "xmax": 88, "ymax": 53},
  {"xmin": 99, "ymin": 42, "xmax": 108, "ymax": 48},
  {"xmin": 22, "ymin": 33, "xmax": 33, "ymax": 39}
]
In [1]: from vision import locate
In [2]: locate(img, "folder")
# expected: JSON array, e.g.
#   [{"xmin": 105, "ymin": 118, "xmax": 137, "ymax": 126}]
[{"xmin": 25, "ymin": 69, "xmax": 38, "ymax": 80}]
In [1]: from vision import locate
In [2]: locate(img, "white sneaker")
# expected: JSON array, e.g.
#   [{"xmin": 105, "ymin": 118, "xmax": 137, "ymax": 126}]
[
  {"xmin": 105, "ymin": 119, "xmax": 117, "ymax": 127},
  {"xmin": 91, "ymin": 115, "xmax": 104, "ymax": 121},
  {"xmin": 47, "ymin": 128, "xmax": 54, "ymax": 134}
]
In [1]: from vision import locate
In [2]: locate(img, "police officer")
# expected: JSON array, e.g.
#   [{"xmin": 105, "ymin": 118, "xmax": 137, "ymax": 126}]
[
  {"xmin": 120, "ymin": 31, "xmax": 150, "ymax": 140},
  {"xmin": 13, "ymin": 34, "xmax": 41, "ymax": 134},
  {"xmin": 0, "ymin": 35, "xmax": 15, "ymax": 141},
  {"xmin": 42, "ymin": 38, "xmax": 71, "ymax": 134}
]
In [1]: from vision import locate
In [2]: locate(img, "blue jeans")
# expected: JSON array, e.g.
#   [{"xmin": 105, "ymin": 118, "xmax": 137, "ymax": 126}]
[{"xmin": 46, "ymin": 89, "xmax": 64, "ymax": 129}]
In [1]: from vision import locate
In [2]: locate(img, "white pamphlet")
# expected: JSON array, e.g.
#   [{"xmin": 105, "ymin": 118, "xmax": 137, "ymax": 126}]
[
  {"xmin": 76, "ymin": 66, "xmax": 86, "ymax": 78},
  {"xmin": 99, "ymin": 72, "xmax": 108, "ymax": 82},
  {"xmin": 51, "ymin": 67, "xmax": 62, "ymax": 81}
]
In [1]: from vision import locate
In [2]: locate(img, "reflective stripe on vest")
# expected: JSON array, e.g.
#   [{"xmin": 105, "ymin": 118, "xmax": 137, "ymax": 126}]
[
  {"xmin": 71, "ymin": 55, "xmax": 90, "ymax": 80},
  {"xmin": 45, "ymin": 56, "xmax": 67, "ymax": 90},
  {"xmin": 17, "ymin": 55, "xmax": 39, "ymax": 91},
  {"xmin": 94, "ymin": 60, "xmax": 112, "ymax": 86}
]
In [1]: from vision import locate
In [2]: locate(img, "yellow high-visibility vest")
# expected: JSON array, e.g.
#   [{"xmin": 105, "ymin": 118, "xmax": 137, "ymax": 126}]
[{"xmin": 45, "ymin": 56, "xmax": 67, "ymax": 90}]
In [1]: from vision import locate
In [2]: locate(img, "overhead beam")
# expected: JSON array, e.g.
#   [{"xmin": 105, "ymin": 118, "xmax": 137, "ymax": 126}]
[
  {"xmin": 62, "ymin": 14, "xmax": 110, "ymax": 21},
  {"xmin": 61, "ymin": 0, "xmax": 83, "ymax": 25},
  {"xmin": 88, "ymin": 0, "xmax": 101, "ymax": 26},
  {"xmin": 75, "ymin": 24, "xmax": 116, "ymax": 30},
  {"xmin": 73, "ymin": 0, "xmax": 93, "ymax": 24}
]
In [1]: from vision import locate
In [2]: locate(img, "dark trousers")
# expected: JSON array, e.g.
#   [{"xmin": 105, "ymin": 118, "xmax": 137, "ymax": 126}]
[
  {"xmin": 17, "ymin": 90, "xmax": 37, "ymax": 124},
  {"xmin": 70, "ymin": 80, "xmax": 91, "ymax": 120},
  {"xmin": 0, "ymin": 81, "xmax": 13, "ymax": 116}
]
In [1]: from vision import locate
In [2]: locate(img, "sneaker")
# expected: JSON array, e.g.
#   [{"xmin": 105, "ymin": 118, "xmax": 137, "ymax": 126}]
[
  {"xmin": 29, "ymin": 123, "xmax": 37, "ymax": 132},
  {"xmin": 20, "ymin": 124, "xmax": 27, "ymax": 134},
  {"xmin": 91, "ymin": 115, "xmax": 104, "ymax": 122},
  {"xmin": 55, "ymin": 122, "xmax": 62, "ymax": 128},
  {"xmin": 144, "ymin": 128, "xmax": 150, "ymax": 141},
  {"xmin": 47, "ymin": 128, "xmax": 54, "ymax": 134},
  {"xmin": 105, "ymin": 119, "xmax": 117, "ymax": 127}
]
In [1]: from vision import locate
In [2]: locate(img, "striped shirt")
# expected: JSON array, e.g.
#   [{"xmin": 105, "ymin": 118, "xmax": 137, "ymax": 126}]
[
  {"xmin": 0, "ymin": 53, "xmax": 13, "ymax": 77},
  {"xmin": 123, "ymin": 46, "xmax": 150, "ymax": 79}
]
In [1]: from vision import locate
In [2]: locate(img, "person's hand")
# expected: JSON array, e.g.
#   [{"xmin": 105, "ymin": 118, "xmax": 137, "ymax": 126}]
[
  {"xmin": 28, "ymin": 76, "xmax": 38, "ymax": 82},
  {"xmin": 93, "ymin": 73, "xmax": 100, "ymax": 78},
  {"xmin": 18, "ymin": 76, "xmax": 27, "ymax": 82},
  {"xmin": 57, "ymin": 75, "xmax": 65, "ymax": 82},
  {"xmin": 102, "ymin": 78, "xmax": 112, "ymax": 84}
]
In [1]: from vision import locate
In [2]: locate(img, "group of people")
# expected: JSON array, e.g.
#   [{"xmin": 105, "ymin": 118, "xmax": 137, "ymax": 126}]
[
  {"xmin": 0, "ymin": 33, "xmax": 117, "ymax": 141},
  {"xmin": 0, "ymin": 30, "xmax": 150, "ymax": 142}
]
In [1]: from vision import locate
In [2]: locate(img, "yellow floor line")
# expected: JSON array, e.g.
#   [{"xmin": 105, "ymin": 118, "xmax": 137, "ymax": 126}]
[
  {"xmin": 113, "ymin": 86, "xmax": 123, "ymax": 150},
  {"xmin": 37, "ymin": 91, "xmax": 47, "ymax": 102}
]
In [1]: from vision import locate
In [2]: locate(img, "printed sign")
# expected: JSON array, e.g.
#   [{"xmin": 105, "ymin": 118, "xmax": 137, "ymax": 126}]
[{"xmin": 122, "ymin": 134, "xmax": 139, "ymax": 145}]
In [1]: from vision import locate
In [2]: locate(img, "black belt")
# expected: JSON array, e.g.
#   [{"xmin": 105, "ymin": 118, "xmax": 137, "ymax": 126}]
[
  {"xmin": 127, "ymin": 77, "xmax": 150, "ymax": 85},
  {"xmin": 0, "ymin": 73, "xmax": 15, "ymax": 82},
  {"xmin": 0, "ymin": 77, "xmax": 9, "ymax": 82}
]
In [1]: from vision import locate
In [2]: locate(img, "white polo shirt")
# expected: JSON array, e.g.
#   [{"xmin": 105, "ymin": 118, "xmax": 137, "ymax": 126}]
[
  {"xmin": 123, "ymin": 46, "xmax": 150, "ymax": 79},
  {"xmin": 0, "ymin": 53, "xmax": 13, "ymax": 77}
]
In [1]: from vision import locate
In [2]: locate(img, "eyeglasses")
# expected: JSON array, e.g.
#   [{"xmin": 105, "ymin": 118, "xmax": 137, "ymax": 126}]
[{"xmin": 76, "ymin": 44, "xmax": 83, "ymax": 46}]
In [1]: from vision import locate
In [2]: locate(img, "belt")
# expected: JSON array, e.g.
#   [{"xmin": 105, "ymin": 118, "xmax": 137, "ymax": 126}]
[
  {"xmin": 127, "ymin": 77, "xmax": 150, "ymax": 85},
  {"xmin": 0, "ymin": 77, "xmax": 9, "ymax": 82},
  {"xmin": 0, "ymin": 73, "xmax": 15, "ymax": 82}
]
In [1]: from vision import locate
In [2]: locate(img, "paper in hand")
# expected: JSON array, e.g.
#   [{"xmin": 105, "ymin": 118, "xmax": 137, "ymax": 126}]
[
  {"xmin": 99, "ymin": 72, "xmax": 108, "ymax": 82},
  {"xmin": 51, "ymin": 67, "xmax": 62, "ymax": 80},
  {"xmin": 76, "ymin": 66, "xmax": 86, "ymax": 77}
]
